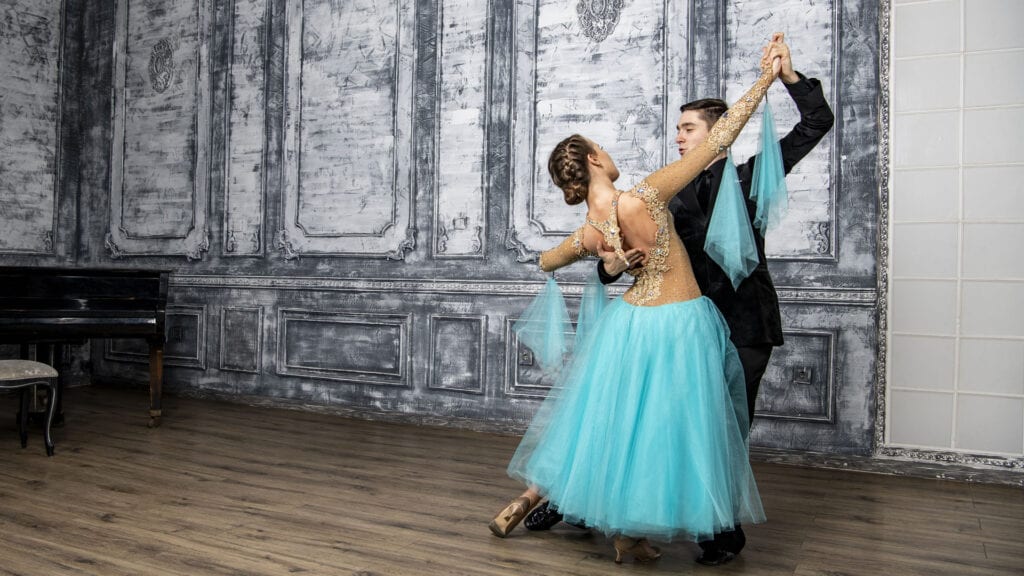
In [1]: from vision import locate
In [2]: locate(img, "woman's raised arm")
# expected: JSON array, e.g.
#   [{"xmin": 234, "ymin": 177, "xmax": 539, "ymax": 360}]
[{"xmin": 645, "ymin": 58, "xmax": 778, "ymax": 204}]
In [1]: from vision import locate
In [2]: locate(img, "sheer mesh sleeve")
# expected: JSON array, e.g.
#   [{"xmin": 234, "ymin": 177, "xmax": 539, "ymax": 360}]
[
  {"xmin": 538, "ymin": 226, "xmax": 594, "ymax": 272},
  {"xmin": 646, "ymin": 65, "xmax": 776, "ymax": 204}
]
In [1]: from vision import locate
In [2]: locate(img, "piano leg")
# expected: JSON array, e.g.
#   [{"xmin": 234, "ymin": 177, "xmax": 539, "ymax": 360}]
[{"xmin": 148, "ymin": 342, "xmax": 163, "ymax": 428}]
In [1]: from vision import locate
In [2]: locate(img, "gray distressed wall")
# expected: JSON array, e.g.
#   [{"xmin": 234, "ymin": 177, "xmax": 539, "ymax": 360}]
[{"xmin": 0, "ymin": 0, "xmax": 879, "ymax": 454}]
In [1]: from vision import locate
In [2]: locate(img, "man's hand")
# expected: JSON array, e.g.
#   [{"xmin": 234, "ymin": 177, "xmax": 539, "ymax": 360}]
[
  {"xmin": 766, "ymin": 32, "xmax": 799, "ymax": 84},
  {"xmin": 597, "ymin": 243, "xmax": 646, "ymax": 276}
]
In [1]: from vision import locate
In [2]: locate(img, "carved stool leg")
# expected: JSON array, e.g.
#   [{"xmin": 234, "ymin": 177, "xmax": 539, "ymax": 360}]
[
  {"xmin": 17, "ymin": 388, "xmax": 29, "ymax": 448},
  {"xmin": 43, "ymin": 380, "xmax": 56, "ymax": 456}
]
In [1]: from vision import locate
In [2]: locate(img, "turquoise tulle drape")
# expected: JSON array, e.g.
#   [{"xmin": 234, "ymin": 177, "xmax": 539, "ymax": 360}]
[
  {"xmin": 512, "ymin": 277, "xmax": 572, "ymax": 373},
  {"xmin": 508, "ymin": 296, "xmax": 763, "ymax": 542},
  {"xmin": 575, "ymin": 272, "xmax": 608, "ymax": 350},
  {"xmin": 511, "ymin": 273, "xmax": 609, "ymax": 375},
  {"xmin": 704, "ymin": 153, "xmax": 759, "ymax": 290},
  {"xmin": 749, "ymin": 100, "xmax": 788, "ymax": 234}
]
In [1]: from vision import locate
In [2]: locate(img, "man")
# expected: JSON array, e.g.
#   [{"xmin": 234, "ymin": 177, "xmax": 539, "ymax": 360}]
[{"xmin": 524, "ymin": 34, "xmax": 834, "ymax": 566}]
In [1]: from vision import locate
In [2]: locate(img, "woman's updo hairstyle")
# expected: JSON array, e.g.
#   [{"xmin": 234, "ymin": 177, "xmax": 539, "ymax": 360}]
[{"xmin": 547, "ymin": 134, "xmax": 594, "ymax": 206}]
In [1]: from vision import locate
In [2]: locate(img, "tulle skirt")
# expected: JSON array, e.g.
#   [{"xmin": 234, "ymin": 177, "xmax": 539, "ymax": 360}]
[{"xmin": 507, "ymin": 296, "xmax": 765, "ymax": 542}]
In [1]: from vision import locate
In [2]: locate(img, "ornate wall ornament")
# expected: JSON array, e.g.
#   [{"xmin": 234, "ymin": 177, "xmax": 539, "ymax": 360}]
[
  {"xmin": 876, "ymin": 0, "xmax": 891, "ymax": 456},
  {"xmin": 813, "ymin": 221, "xmax": 831, "ymax": 255},
  {"xmin": 576, "ymin": 0, "xmax": 625, "ymax": 43},
  {"xmin": 384, "ymin": 228, "xmax": 417, "ymax": 261},
  {"xmin": 148, "ymin": 37, "xmax": 174, "ymax": 93},
  {"xmin": 274, "ymin": 229, "xmax": 298, "ymax": 260},
  {"xmin": 184, "ymin": 227, "xmax": 210, "ymax": 261},
  {"xmin": 103, "ymin": 232, "xmax": 124, "ymax": 258},
  {"xmin": 503, "ymin": 228, "xmax": 536, "ymax": 263}
]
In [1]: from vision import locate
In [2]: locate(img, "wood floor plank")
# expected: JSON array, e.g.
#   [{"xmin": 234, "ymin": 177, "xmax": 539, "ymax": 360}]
[{"xmin": 0, "ymin": 386, "xmax": 1021, "ymax": 576}]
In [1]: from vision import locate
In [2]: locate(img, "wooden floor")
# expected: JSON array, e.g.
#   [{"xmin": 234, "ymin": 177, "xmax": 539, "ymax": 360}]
[{"xmin": 0, "ymin": 386, "xmax": 1021, "ymax": 576}]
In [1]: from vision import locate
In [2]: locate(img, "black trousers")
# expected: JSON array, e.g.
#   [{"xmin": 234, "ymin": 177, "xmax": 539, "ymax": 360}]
[
  {"xmin": 735, "ymin": 343, "xmax": 773, "ymax": 426},
  {"xmin": 699, "ymin": 343, "xmax": 773, "ymax": 554}
]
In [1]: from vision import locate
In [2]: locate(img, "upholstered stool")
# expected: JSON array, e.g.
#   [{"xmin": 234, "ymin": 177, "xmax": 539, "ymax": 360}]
[{"xmin": 0, "ymin": 360, "xmax": 58, "ymax": 456}]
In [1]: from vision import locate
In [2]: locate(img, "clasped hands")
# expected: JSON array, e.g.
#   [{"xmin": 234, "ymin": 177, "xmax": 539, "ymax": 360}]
[{"xmin": 598, "ymin": 243, "xmax": 646, "ymax": 276}]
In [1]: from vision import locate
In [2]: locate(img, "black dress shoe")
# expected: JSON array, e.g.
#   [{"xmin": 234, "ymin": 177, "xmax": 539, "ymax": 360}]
[
  {"xmin": 695, "ymin": 549, "xmax": 736, "ymax": 566},
  {"xmin": 524, "ymin": 500, "xmax": 563, "ymax": 531}
]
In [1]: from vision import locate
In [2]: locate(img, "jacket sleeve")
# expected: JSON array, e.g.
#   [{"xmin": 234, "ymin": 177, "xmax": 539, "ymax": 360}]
[
  {"xmin": 735, "ymin": 71, "xmax": 835, "ymax": 217},
  {"xmin": 775, "ymin": 72, "xmax": 835, "ymax": 175},
  {"xmin": 596, "ymin": 259, "xmax": 622, "ymax": 285}
]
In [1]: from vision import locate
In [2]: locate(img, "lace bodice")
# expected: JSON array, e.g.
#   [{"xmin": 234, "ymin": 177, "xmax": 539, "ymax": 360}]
[{"xmin": 537, "ymin": 64, "xmax": 776, "ymax": 303}]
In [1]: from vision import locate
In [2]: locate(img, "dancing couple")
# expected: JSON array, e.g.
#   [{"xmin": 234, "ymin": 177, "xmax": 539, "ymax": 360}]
[{"xmin": 489, "ymin": 32, "xmax": 835, "ymax": 567}]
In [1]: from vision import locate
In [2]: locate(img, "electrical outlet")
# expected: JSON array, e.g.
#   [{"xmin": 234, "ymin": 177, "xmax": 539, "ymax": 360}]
[
  {"xmin": 518, "ymin": 347, "xmax": 534, "ymax": 366},
  {"xmin": 793, "ymin": 365, "xmax": 813, "ymax": 385}
]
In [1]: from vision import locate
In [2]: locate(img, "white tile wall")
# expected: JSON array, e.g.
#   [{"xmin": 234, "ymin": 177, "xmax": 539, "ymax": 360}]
[
  {"xmin": 889, "ymin": 389, "xmax": 954, "ymax": 447},
  {"xmin": 891, "ymin": 279, "xmax": 958, "ymax": 335},
  {"xmin": 893, "ymin": 111, "xmax": 960, "ymax": 168},
  {"xmin": 963, "ymin": 166, "xmax": 1024, "ymax": 221},
  {"xmin": 891, "ymin": 335, "xmax": 957, "ymax": 391},
  {"xmin": 959, "ymin": 338, "xmax": 1024, "ymax": 395},
  {"xmin": 965, "ymin": 50, "xmax": 1024, "ymax": 108},
  {"xmin": 965, "ymin": 0, "xmax": 1024, "ymax": 52},
  {"xmin": 963, "ymin": 108, "xmax": 1024, "ymax": 165},
  {"xmin": 960, "ymin": 281, "xmax": 1024, "ymax": 338},
  {"xmin": 955, "ymin": 395, "xmax": 1024, "ymax": 454},
  {"xmin": 892, "ymin": 223, "xmax": 958, "ymax": 278},
  {"xmin": 892, "ymin": 168, "xmax": 959, "ymax": 222},
  {"xmin": 895, "ymin": 55, "xmax": 961, "ymax": 112},
  {"xmin": 890, "ymin": 0, "xmax": 1024, "ymax": 459},
  {"xmin": 894, "ymin": 0, "xmax": 961, "ymax": 58},
  {"xmin": 962, "ymin": 224, "xmax": 1024, "ymax": 279}
]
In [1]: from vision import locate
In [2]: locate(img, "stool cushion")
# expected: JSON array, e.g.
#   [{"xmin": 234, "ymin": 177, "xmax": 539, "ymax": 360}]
[{"xmin": 0, "ymin": 360, "xmax": 59, "ymax": 381}]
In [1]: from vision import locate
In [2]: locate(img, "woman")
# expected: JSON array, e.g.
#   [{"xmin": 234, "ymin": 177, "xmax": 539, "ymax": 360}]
[{"xmin": 488, "ymin": 39, "xmax": 784, "ymax": 563}]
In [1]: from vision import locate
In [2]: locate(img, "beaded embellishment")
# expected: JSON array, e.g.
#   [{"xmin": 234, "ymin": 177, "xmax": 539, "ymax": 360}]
[{"xmin": 623, "ymin": 180, "xmax": 671, "ymax": 306}]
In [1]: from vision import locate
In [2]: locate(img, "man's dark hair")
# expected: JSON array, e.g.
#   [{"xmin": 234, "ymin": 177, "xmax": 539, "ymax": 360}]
[{"xmin": 680, "ymin": 98, "xmax": 728, "ymax": 128}]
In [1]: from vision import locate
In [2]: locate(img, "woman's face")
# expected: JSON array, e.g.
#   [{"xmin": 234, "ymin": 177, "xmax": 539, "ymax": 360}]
[{"xmin": 587, "ymin": 139, "xmax": 620, "ymax": 182}]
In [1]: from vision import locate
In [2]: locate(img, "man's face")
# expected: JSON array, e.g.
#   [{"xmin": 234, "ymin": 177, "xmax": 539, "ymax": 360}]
[{"xmin": 675, "ymin": 110, "xmax": 711, "ymax": 158}]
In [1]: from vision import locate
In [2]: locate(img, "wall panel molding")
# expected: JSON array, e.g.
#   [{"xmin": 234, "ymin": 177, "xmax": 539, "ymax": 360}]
[
  {"xmin": 503, "ymin": 315, "xmax": 572, "ymax": 399},
  {"xmin": 720, "ymin": 0, "xmax": 840, "ymax": 262},
  {"xmin": 277, "ymin": 0, "xmax": 415, "ymax": 259},
  {"xmin": 170, "ymin": 273, "xmax": 878, "ymax": 304},
  {"xmin": 223, "ymin": 0, "xmax": 269, "ymax": 256},
  {"xmin": 427, "ymin": 314, "xmax": 486, "ymax": 394},
  {"xmin": 756, "ymin": 330, "xmax": 837, "ymax": 423},
  {"xmin": 276, "ymin": 308, "xmax": 411, "ymax": 386},
  {"xmin": 106, "ymin": 0, "xmax": 213, "ymax": 259},
  {"xmin": 432, "ymin": 0, "xmax": 489, "ymax": 259},
  {"xmin": 105, "ymin": 305, "xmax": 207, "ymax": 369},
  {"xmin": 506, "ymin": 0, "xmax": 689, "ymax": 259},
  {"xmin": 219, "ymin": 306, "xmax": 263, "ymax": 373},
  {"xmin": 0, "ymin": 0, "xmax": 65, "ymax": 255}
]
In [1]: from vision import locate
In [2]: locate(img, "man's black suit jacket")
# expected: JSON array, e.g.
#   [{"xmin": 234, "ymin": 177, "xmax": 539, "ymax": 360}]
[{"xmin": 601, "ymin": 73, "xmax": 834, "ymax": 348}]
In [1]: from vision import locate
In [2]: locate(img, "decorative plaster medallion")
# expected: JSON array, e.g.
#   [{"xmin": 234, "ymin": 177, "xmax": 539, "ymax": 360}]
[{"xmin": 577, "ymin": 0, "xmax": 625, "ymax": 43}]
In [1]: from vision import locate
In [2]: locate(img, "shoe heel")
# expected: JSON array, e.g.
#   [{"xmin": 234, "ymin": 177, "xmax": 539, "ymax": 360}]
[{"xmin": 488, "ymin": 496, "xmax": 533, "ymax": 538}]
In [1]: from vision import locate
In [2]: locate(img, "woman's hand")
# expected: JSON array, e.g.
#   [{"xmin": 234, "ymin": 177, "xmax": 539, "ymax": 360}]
[
  {"xmin": 760, "ymin": 34, "xmax": 784, "ymax": 79},
  {"xmin": 598, "ymin": 243, "xmax": 646, "ymax": 276}
]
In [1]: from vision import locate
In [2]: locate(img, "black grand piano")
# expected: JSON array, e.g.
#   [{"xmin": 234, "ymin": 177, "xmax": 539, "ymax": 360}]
[{"xmin": 0, "ymin": 267, "xmax": 170, "ymax": 427}]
